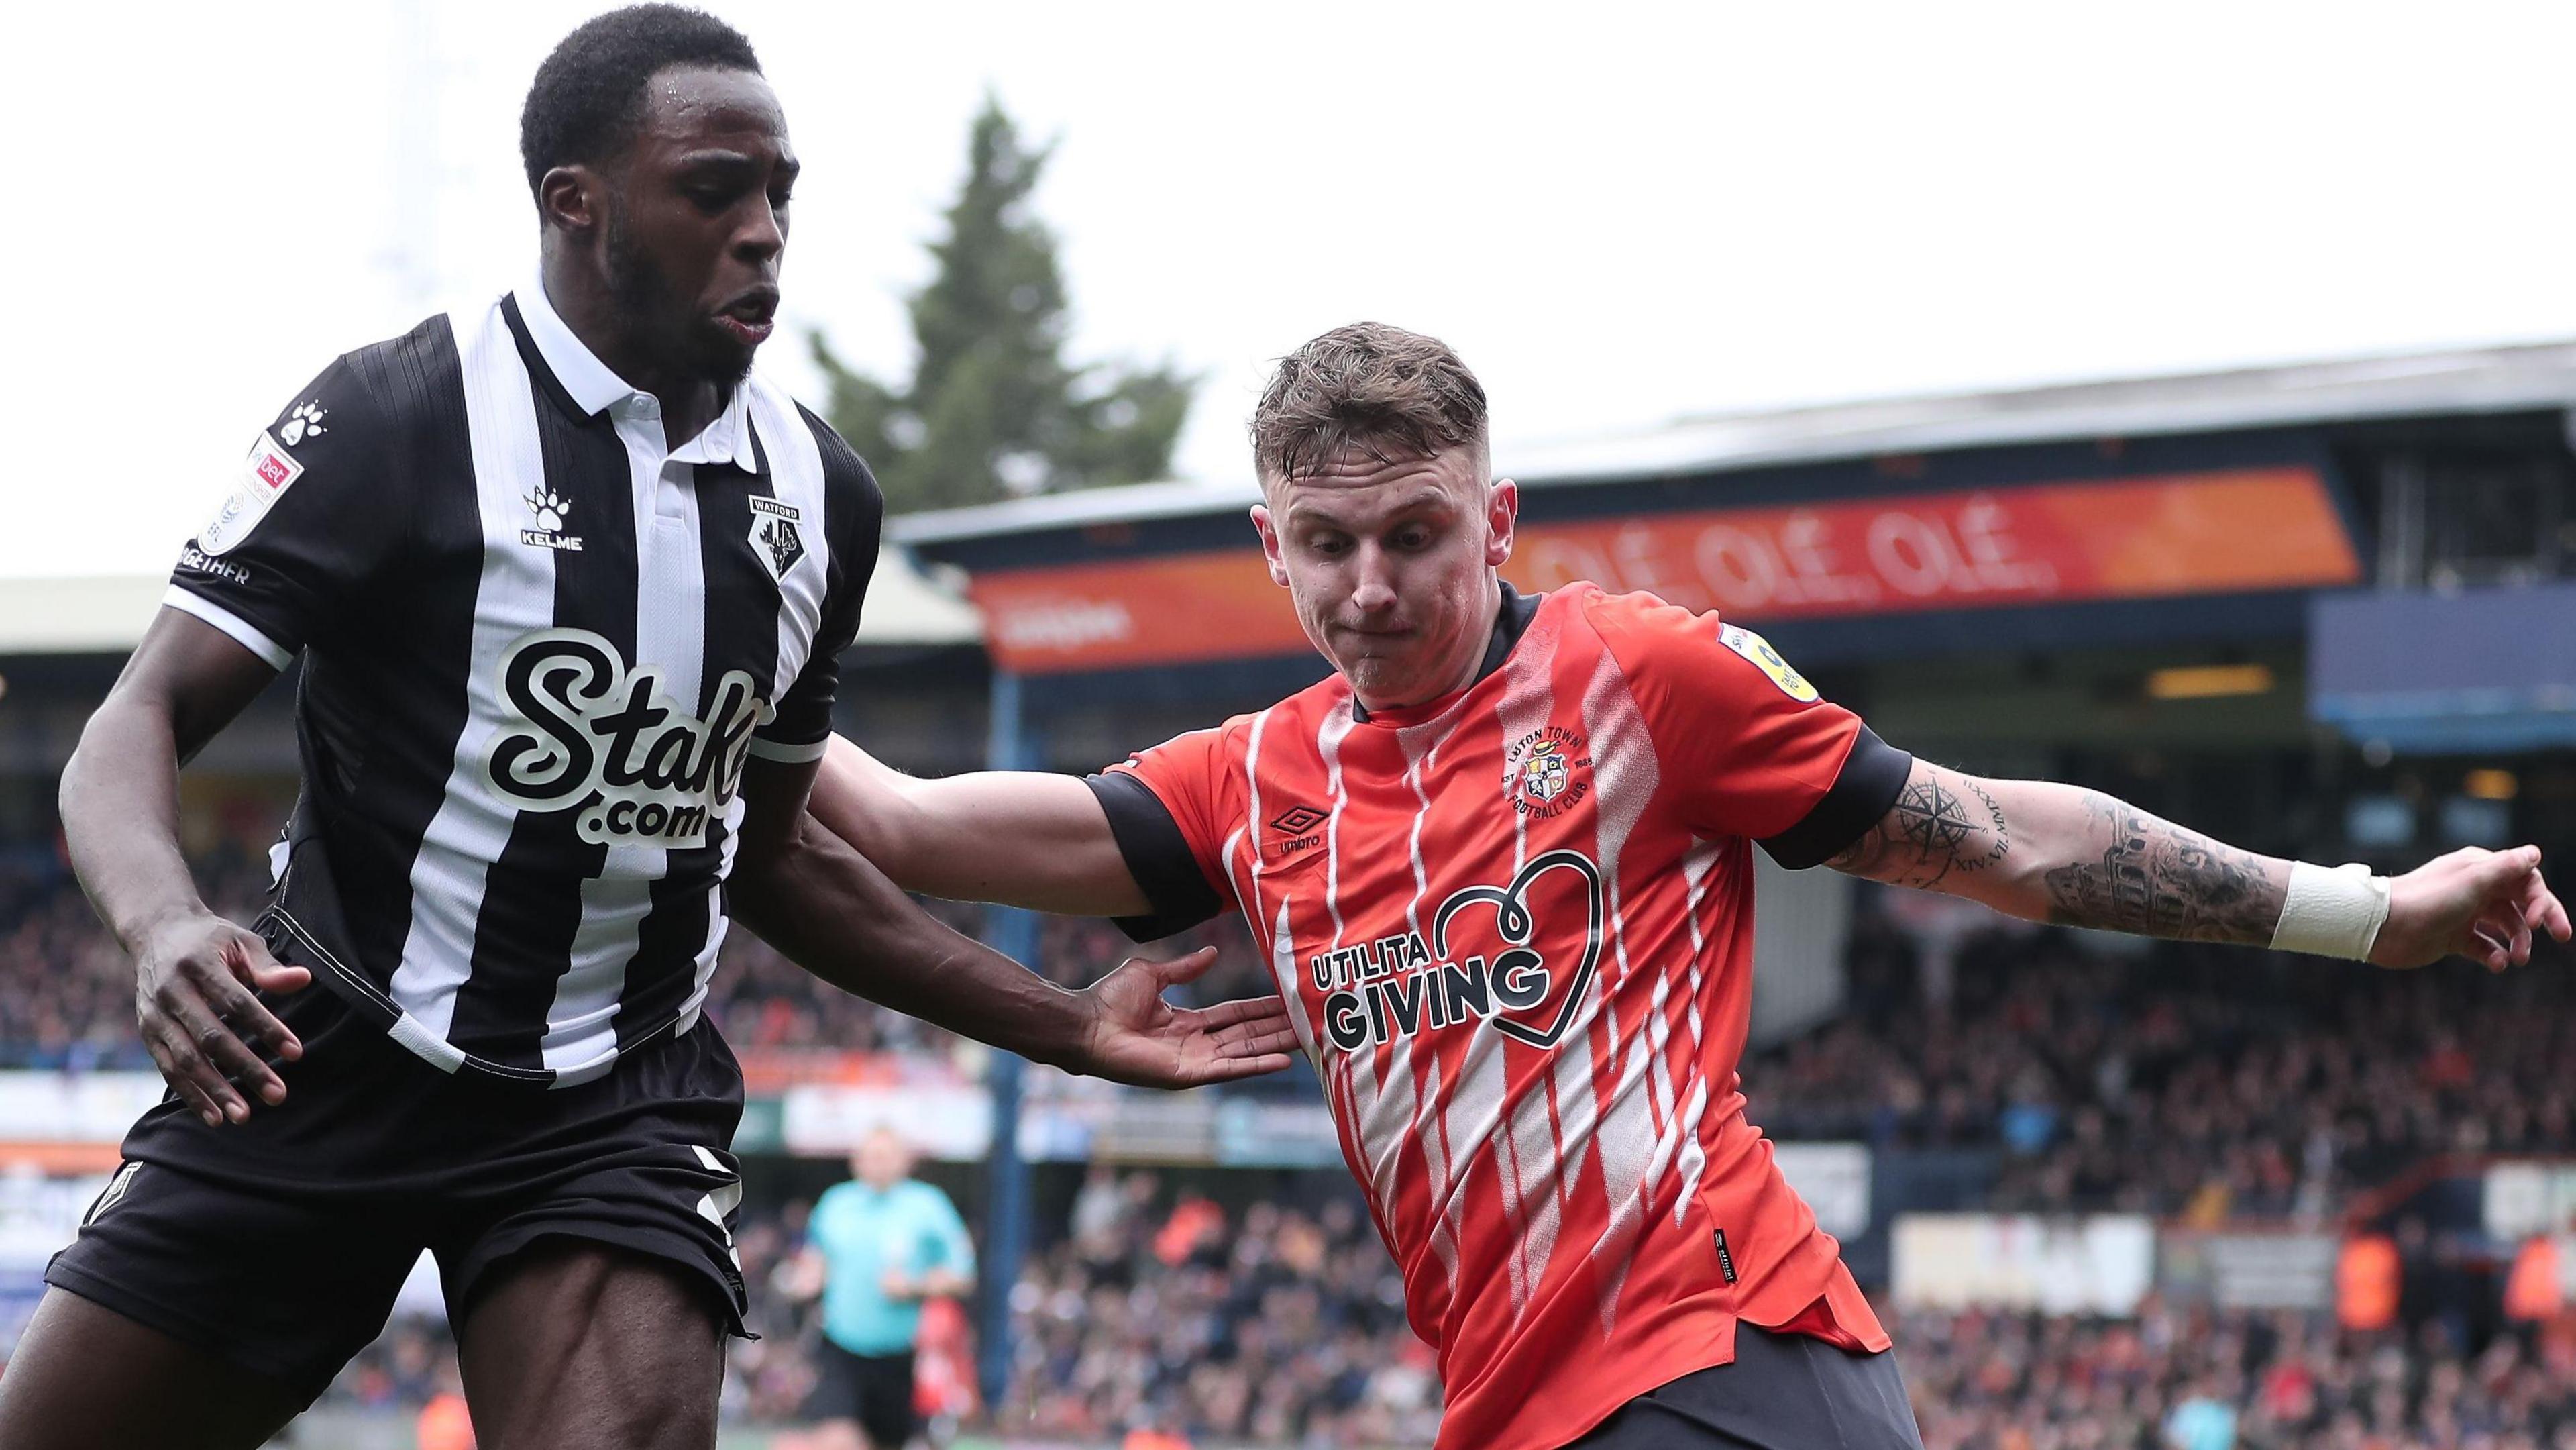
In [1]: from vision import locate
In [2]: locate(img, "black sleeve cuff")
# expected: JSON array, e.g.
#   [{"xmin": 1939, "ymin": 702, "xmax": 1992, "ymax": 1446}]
[
  {"xmin": 1084, "ymin": 772, "xmax": 1226, "ymax": 942},
  {"xmin": 1758, "ymin": 725, "xmax": 1913, "ymax": 870}
]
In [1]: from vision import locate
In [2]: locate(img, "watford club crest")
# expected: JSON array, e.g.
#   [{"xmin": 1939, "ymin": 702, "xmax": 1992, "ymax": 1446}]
[
  {"xmin": 1507, "ymin": 726, "xmax": 1592, "ymax": 819},
  {"xmin": 748, "ymin": 497, "xmax": 806, "ymax": 583}
]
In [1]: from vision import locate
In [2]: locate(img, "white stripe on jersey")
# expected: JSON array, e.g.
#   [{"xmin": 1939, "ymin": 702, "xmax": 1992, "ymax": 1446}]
[
  {"xmin": 387, "ymin": 307, "xmax": 555, "ymax": 1048},
  {"xmin": 541, "ymin": 421, "xmax": 714, "ymax": 1082},
  {"xmin": 1668, "ymin": 840, "xmax": 1726, "ymax": 1224},
  {"xmin": 1267, "ymin": 894, "xmax": 1323, "ymax": 1067},
  {"xmin": 1578, "ymin": 647, "xmax": 1670, "ymax": 1331},
  {"xmin": 1396, "ymin": 731, "xmax": 1463, "ymax": 1297},
  {"xmin": 746, "ymin": 381, "xmax": 834, "ymax": 746},
  {"xmin": 679, "ymin": 380, "xmax": 830, "ymax": 1033}
]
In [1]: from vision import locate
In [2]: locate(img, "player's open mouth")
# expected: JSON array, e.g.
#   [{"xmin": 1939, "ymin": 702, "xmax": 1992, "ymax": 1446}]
[{"xmin": 716, "ymin": 291, "xmax": 778, "ymax": 346}]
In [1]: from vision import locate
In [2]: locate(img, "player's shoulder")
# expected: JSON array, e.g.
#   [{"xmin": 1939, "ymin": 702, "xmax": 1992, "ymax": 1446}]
[
  {"xmin": 339, "ymin": 311, "xmax": 468, "ymax": 401},
  {"xmin": 1566, "ymin": 582, "xmax": 1713, "ymax": 643},
  {"xmin": 238, "ymin": 313, "xmax": 464, "ymax": 502},
  {"xmin": 269, "ymin": 313, "xmax": 459, "ymax": 449},
  {"xmin": 1573, "ymin": 584, "xmax": 1822, "ymax": 704},
  {"xmin": 1133, "ymin": 717, "xmax": 1252, "ymax": 772}
]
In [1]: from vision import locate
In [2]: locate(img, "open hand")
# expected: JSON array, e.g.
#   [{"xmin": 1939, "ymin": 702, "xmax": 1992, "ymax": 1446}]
[
  {"xmin": 134, "ymin": 911, "xmax": 310, "ymax": 1125},
  {"xmin": 2373, "ymin": 845, "xmax": 2571, "ymax": 971},
  {"xmin": 1076, "ymin": 947, "xmax": 1300, "ymax": 1090}
]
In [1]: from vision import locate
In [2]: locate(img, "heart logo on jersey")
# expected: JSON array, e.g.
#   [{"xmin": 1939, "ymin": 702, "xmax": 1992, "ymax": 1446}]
[{"xmin": 1430, "ymin": 848, "xmax": 1605, "ymax": 1051}]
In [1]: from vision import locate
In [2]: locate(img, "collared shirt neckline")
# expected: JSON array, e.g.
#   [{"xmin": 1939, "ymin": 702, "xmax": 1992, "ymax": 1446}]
[
  {"xmin": 515, "ymin": 268, "xmax": 755, "ymax": 469},
  {"xmin": 1350, "ymin": 580, "xmax": 1540, "ymax": 727}
]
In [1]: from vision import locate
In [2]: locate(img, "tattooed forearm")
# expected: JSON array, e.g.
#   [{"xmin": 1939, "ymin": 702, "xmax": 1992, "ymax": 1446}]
[
  {"xmin": 1827, "ymin": 763, "xmax": 2010, "ymax": 890},
  {"xmin": 1825, "ymin": 763, "xmax": 2291, "ymax": 945},
  {"xmin": 2037, "ymin": 790, "xmax": 2288, "ymax": 944}
]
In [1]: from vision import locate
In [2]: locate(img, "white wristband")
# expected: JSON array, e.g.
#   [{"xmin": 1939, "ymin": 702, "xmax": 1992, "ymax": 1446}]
[{"xmin": 2270, "ymin": 861, "xmax": 2391, "ymax": 961}]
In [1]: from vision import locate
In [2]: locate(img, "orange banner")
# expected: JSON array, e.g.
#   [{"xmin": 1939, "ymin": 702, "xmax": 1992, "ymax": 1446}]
[{"xmin": 965, "ymin": 468, "xmax": 2359, "ymax": 674}]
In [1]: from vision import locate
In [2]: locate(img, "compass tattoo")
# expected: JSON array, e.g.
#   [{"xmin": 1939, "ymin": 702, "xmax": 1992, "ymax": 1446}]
[{"xmin": 1829, "ymin": 768, "xmax": 2010, "ymax": 890}]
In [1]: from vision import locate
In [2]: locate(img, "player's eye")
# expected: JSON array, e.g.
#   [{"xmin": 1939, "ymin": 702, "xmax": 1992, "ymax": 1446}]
[{"xmin": 1307, "ymin": 534, "xmax": 1350, "ymax": 557}]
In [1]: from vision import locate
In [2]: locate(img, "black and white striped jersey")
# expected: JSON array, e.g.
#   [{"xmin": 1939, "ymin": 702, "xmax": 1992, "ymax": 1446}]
[{"xmin": 166, "ymin": 278, "xmax": 881, "ymax": 1087}]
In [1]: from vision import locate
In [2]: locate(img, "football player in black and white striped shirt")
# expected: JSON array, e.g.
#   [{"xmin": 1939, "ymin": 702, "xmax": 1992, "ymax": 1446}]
[{"xmin": 14, "ymin": 9, "xmax": 1295, "ymax": 1449}]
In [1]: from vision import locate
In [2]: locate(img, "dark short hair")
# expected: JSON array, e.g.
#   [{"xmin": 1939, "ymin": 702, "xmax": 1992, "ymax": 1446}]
[
  {"xmin": 519, "ymin": 4, "xmax": 762, "ymax": 201},
  {"xmin": 1250, "ymin": 322, "xmax": 1489, "ymax": 484}
]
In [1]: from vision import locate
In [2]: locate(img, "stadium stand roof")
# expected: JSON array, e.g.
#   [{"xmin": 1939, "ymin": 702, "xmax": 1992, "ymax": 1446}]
[
  {"xmin": 896, "ymin": 338, "xmax": 2576, "ymax": 544},
  {"xmin": 0, "ymin": 544, "xmax": 983, "ymax": 656}
]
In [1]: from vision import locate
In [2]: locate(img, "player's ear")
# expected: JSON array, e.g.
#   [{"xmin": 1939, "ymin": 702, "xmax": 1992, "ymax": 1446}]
[
  {"xmin": 537, "ymin": 164, "xmax": 605, "ymax": 236},
  {"xmin": 1250, "ymin": 503, "xmax": 1291, "ymax": 588},
  {"xmin": 1485, "ymin": 478, "xmax": 1519, "ymax": 568}
]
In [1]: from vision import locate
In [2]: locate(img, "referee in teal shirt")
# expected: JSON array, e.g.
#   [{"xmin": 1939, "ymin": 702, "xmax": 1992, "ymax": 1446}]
[{"xmin": 791, "ymin": 1129, "xmax": 975, "ymax": 1450}]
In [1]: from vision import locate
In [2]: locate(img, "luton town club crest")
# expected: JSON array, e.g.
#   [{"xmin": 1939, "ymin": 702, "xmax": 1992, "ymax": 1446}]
[
  {"xmin": 1506, "ymin": 726, "xmax": 1591, "ymax": 819},
  {"xmin": 1521, "ymin": 740, "xmax": 1570, "ymax": 802}
]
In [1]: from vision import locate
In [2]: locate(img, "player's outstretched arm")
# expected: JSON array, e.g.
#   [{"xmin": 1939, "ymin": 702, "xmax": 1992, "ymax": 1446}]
[
  {"xmin": 1825, "ymin": 758, "xmax": 2571, "ymax": 970},
  {"xmin": 59, "ymin": 610, "xmax": 315, "ymax": 1126},
  {"xmin": 808, "ymin": 734, "xmax": 1154, "ymax": 916},
  {"xmin": 729, "ymin": 757, "xmax": 1295, "ymax": 1089}
]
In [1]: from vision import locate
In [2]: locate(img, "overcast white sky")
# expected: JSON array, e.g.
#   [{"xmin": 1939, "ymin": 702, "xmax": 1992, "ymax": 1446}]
[{"xmin": 8, "ymin": 1, "xmax": 2575, "ymax": 581}]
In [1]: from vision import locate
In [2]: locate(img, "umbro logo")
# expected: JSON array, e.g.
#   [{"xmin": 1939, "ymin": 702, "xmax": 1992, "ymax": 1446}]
[
  {"xmin": 1271, "ymin": 804, "xmax": 1328, "ymax": 835},
  {"xmin": 1262, "ymin": 803, "xmax": 1328, "ymax": 866}
]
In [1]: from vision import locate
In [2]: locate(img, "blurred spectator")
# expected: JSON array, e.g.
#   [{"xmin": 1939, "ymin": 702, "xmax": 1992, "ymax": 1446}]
[
  {"xmin": 786, "ymin": 1128, "xmax": 976, "ymax": 1450},
  {"xmin": 415, "ymin": 1350, "xmax": 474, "ymax": 1450},
  {"xmin": 2506, "ymin": 1233, "xmax": 2565, "ymax": 1324},
  {"xmin": 2339, "ymin": 1230, "xmax": 2402, "ymax": 1332},
  {"xmin": 2162, "ymin": 1373, "xmax": 2238, "ymax": 1450}
]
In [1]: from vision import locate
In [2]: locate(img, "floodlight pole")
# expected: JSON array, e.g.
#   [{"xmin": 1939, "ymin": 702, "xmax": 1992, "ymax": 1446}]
[{"xmin": 976, "ymin": 667, "xmax": 1037, "ymax": 1416}]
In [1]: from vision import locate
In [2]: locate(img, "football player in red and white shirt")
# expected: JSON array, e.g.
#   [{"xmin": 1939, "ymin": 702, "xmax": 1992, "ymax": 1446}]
[{"xmin": 808, "ymin": 324, "xmax": 2566, "ymax": 1450}]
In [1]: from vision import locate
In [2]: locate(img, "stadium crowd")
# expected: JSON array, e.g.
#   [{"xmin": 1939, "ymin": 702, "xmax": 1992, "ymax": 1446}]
[
  {"xmin": 19, "ymin": 840, "xmax": 2569, "ymax": 1228},
  {"xmin": 10, "ymin": 843, "xmax": 2576, "ymax": 1443},
  {"xmin": 1900, "ymin": 1300, "xmax": 2576, "ymax": 1450},
  {"xmin": 320, "ymin": 1173, "xmax": 2576, "ymax": 1447},
  {"xmin": 1752, "ymin": 908, "xmax": 2576, "ymax": 1219}
]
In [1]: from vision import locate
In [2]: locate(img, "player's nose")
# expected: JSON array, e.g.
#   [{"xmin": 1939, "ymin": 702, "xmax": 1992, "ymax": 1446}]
[
  {"xmin": 1348, "ymin": 551, "xmax": 1399, "ymax": 613},
  {"xmin": 734, "ymin": 199, "xmax": 786, "ymax": 261}
]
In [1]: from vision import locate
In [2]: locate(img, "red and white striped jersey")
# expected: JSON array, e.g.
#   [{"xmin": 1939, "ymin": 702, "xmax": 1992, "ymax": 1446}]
[{"xmin": 1099, "ymin": 584, "xmax": 1906, "ymax": 1450}]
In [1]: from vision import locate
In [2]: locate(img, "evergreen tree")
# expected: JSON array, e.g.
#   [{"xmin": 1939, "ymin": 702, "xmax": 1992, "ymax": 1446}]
[{"xmin": 812, "ymin": 99, "xmax": 1195, "ymax": 514}]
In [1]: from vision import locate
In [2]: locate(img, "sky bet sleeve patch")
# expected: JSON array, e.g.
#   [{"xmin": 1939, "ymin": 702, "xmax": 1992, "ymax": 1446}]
[
  {"xmin": 1717, "ymin": 623, "xmax": 1820, "ymax": 703},
  {"xmin": 197, "ymin": 430, "xmax": 307, "ymax": 556}
]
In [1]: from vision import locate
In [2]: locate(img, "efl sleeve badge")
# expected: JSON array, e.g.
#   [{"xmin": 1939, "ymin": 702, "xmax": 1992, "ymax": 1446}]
[
  {"xmin": 1717, "ymin": 623, "xmax": 1821, "ymax": 703},
  {"xmin": 197, "ymin": 431, "xmax": 307, "ymax": 556}
]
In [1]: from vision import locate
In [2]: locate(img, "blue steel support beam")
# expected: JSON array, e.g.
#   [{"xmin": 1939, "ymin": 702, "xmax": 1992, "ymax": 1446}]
[{"xmin": 976, "ymin": 668, "xmax": 1039, "ymax": 1414}]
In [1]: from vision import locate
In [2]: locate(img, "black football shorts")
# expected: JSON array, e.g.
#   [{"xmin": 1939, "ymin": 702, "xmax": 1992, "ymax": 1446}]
[
  {"xmin": 808, "ymin": 1341, "xmax": 920, "ymax": 1448},
  {"xmin": 45, "ymin": 983, "xmax": 748, "ymax": 1409},
  {"xmin": 1564, "ymin": 1325, "xmax": 1925, "ymax": 1449}
]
